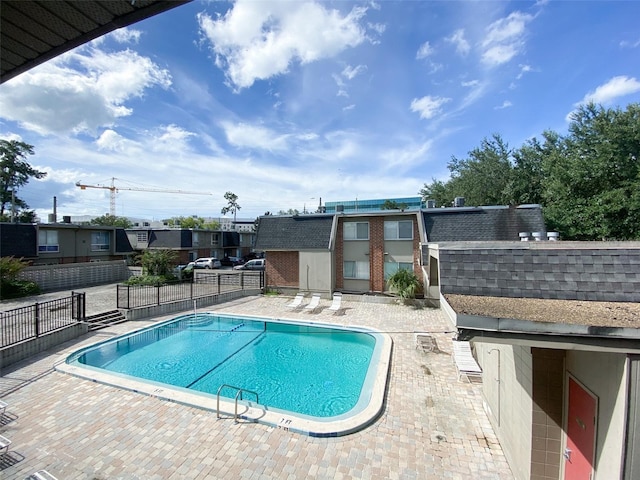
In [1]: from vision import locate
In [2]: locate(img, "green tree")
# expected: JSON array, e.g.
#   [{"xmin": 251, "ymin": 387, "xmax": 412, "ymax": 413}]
[
  {"xmin": 542, "ymin": 103, "xmax": 640, "ymax": 240},
  {"xmin": 221, "ymin": 191, "xmax": 241, "ymax": 223},
  {"xmin": 140, "ymin": 249, "xmax": 177, "ymax": 277},
  {"xmin": 90, "ymin": 214, "xmax": 133, "ymax": 228},
  {"xmin": 164, "ymin": 216, "xmax": 219, "ymax": 229},
  {"xmin": 278, "ymin": 209, "xmax": 300, "ymax": 215},
  {"xmin": 0, "ymin": 139, "xmax": 47, "ymax": 220},
  {"xmin": 419, "ymin": 178, "xmax": 452, "ymax": 208},
  {"xmin": 447, "ymin": 134, "xmax": 514, "ymax": 206},
  {"xmin": 381, "ymin": 200, "xmax": 409, "ymax": 211},
  {"xmin": 202, "ymin": 219, "xmax": 220, "ymax": 230}
]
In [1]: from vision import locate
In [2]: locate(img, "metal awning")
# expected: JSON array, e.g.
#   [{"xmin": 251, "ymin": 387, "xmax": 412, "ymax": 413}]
[{"xmin": 1, "ymin": 0, "xmax": 191, "ymax": 84}]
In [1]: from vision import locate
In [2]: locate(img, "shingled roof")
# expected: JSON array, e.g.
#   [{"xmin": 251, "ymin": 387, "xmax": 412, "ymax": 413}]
[
  {"xmin": 254, "ymin": 215, "xmax": 334, "ymax": 251},
  {"xmin": 423, "ymin": 205, "xmax": 546, "ymax": 242}
]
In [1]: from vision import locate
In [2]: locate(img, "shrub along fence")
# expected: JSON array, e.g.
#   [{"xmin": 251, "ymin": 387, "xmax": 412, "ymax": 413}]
[{"xmin": 117, "ymin": 271, "xmax": 264, "ymax": 309}]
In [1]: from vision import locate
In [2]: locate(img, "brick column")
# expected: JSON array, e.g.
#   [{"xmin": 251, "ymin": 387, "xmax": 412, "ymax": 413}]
[
  {"xmin": 369, "ymin": 217, "xmax": 385, "ymax": 292},
  {"xmin": 335, "ymin": 220, "xmax": 344, "ymax": 289}
]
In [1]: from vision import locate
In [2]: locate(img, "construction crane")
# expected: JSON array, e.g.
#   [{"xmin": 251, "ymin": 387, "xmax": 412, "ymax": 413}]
[{"xmin": 75, "ymin": 177, "xmax": 213, "ymax": 216}]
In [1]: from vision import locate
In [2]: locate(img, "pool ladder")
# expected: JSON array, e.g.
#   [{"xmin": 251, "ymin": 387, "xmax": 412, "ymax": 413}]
[{"xmin": 216, "ymin": 384, "xmax": 259, "ymax": 422}]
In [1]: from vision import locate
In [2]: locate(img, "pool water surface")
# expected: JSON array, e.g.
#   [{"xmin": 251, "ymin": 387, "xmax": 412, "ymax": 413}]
[{"xmin": 62, "ymin": 312, "xmax": 392, "ymax": 435}]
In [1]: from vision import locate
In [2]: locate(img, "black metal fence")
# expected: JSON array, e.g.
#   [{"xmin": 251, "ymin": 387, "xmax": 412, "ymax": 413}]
[
  {"xmin": 116, "ymin": 271, "xmax": 264, "ymax": 309},
  {"xmin": 0, "ymin": 292, "xmax": 86, "ymax": 348}
]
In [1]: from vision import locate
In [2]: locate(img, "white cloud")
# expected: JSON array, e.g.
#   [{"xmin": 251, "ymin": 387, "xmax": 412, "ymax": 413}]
[
  {"xmin": 221, "ymin": 121, "xmax": 289, "ymax": 151},
  {"xmin": 109, "ymin": 28, "xmax": 142, "ymax": 44},
  {"xmin": 576, "ymin": 75, "xmax": 640, "ymax": 105},
  {"xmin": 380, "ymin": 140, "xmax": 433, "ymax": 172},
  {"xmin": 446, "ymin": 29, "xmax": 470, "ymax": 56},
  {"xmin": 516, "ymin": 64, "xmax": 533, "ymax": 79},
  {"xmin": 416, "ymin": 41, "xmax": 434, "ymax": 59},
  {"xmin": 96, "ymin": 129, "xmax": 127, "ymax": 151},
  {"xmin": 480, "ymin": 11, "xmax": 533, "ymax": 67},
  {"xmin": 0, "ymin": 47, "xmax": 171, "ymax": 136},
  {"xmin": 410, "ymin": 95, "xmax": 451, "ymax": 120},
  {"xmin": 197, "ymin": 1, "xmax": 371, "ymax": 90},
  {"xmin": 482, "ymin": 44, "xmax": 519, "ymax": 66},
  {"xmin": 461, "ymin": 79, "xmax": 480, "ymax": 88},
  {"xmin": 494, "ymin": 100, "xmax": 513, "ymax": 110},
  {"xmin": 342, "ymin": 64, "xmax": 366, "ymax": 80},
  {"xmin": 620, "ymin": 38, "xmax": 640, "ymax": 49}
]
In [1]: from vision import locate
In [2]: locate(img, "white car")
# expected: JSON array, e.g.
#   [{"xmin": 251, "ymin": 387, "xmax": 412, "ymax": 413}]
[
  {"xmin": 193, "ymin": 257, "xmax": 222, "ymax": 269},
  {"xmin": 233, "ymin": 258, "xmax": 265, "ymax": 271}
]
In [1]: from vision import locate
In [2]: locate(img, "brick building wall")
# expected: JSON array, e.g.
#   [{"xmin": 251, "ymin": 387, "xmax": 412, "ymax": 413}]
[{"xmin": 266, "ymin": 251, "xmax": 299, "ymax": 287}]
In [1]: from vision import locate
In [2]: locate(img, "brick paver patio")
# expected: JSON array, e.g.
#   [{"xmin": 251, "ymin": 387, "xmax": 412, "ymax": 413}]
[{"xmin": 0, "ymin": 294, "xmax": 513, "ymax": 479}]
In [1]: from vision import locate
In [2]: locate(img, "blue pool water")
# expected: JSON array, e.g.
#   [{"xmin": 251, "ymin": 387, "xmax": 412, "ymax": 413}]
[{"xmin": 70, "ymin": 313, "xmax": 377, "ymax": 418}]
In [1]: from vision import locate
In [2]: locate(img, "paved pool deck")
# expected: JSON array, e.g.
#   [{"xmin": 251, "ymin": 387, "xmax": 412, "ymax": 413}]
[{"xmin": 0, "ymin": 293, "xmax": 513, "ymax": 479}]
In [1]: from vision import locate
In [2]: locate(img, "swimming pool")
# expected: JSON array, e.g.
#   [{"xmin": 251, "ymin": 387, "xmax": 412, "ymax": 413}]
[{"xmin": 60, "ymin": 312, "xmax": 392, "ymax": 436}]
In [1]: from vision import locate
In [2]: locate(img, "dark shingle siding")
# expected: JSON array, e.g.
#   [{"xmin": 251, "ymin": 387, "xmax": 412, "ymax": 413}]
[
  {"xmin": 424, "ymin": 206, "xmax": 546, "ymax": 242},
  {"xmin": 439, "ymin": 247, "xmax": 640, "ymax": 302},
  {"xmin": 114, "ymin": 228, "xmax": 134, "ymax": 253},
  {"xmin": 255, "ymin": 215, "xmax": 333, "ymax": 250},
  {"xmin": 0, "ymin": 223, "xmax": 37, "ymax": 257}
]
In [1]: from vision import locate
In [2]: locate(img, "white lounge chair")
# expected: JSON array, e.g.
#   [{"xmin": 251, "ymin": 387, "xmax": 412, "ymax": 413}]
[
  {"xmin": 30, "ymin": 471, "xmax": 59, "ymax": 480},
  {"xmin": 327, "ymin": 292, "xmax": 342, "ymax": 312},
  {"xmin": 415, "ymin": 333, "xmax": 438, "ymax": 353},
  {"xmin": 304, "ymin": 293, "xmax": 321, "ymax": 312},
  {"xmin": 0, "ymin": 400, "xmax": 7, "ymax": 417},
  {"xmin": 0, "ymin": 434, "xmax": 11, "ymax": 455},
  {"xmin": 286, "ymin": 293, "xmax": 305, "ymax": 308},
  {"xmin": 452, "ymin": 340, "xmax": 482, "ymax": 382}
]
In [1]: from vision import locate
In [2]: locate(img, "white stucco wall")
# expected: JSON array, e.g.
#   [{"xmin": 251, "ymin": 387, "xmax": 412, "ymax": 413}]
[
  {"xmin": 565, "ymin": 350, "xmax": 628, "ymax": 479},
  {"xmin": 477, "ymin": 342, "xmax": 533, "ymax": 480}
]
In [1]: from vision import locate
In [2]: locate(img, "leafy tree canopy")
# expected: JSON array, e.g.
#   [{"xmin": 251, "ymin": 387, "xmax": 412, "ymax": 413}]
[
  {"xmin": 90, "ymin": 214, "xmax": 133, "ymax": 228},
  {"xmin": 221, "ymin": 191, "xmax": 241, "ymax": 222},
  {"xmin": 0, "ymin": 139, "xmax": 46, "ymax": 220},
  {"xmin": 419, "ymin": 103, "xmax": 640, "ymax": 240},
  {"xmin": 163, "ymin": 216, "xmax": 220, "ymax": 230}
]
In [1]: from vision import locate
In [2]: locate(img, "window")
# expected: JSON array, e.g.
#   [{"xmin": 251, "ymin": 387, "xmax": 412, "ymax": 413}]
[
  {"xmin": 344, "ymin": 222, "xmax": 369, "ymax": 240},
  {"xmin": 211, "ymin": 233, "xmax": 219, "ymax": 246},
  {"xmin": 384, "ymin": 220, "xmax": 413, "ymax": 240},
  {"xmin": 91, "ymin": 232, "xmax": 110, "ymax": 251},
  {"xmin": 344, "ymin": 261, "xmax": 370, "ymax": 279},
  {"xmin": 192, "ymin": 232, "xmax": 199, "ymax": 246},
  {"xmin": 38, "ymin": 230, "xmax": 59, "ymax": 252},
  {"xmin": 384, "ymin": 262, "xmax": 414, "ymax": 279},
  {"xmin": 136, "ymin": 231, "xmax": 148, "ymax": 242}
]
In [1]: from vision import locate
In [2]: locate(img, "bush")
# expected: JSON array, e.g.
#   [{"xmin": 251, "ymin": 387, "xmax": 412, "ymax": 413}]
[
  {"xmin": 387, "ymin": 269, "xmax": 422, "ymax": 301},
  {"xmin": 124, "ymin": 275, "xmax": 177, "ymax": 286},
  {"xmin": 0, "ymin": 279, "xmax": 40, "ymax": 299},
  {"xmin": 0, "ymin": 256, "xmax": 40, "ymax": 299}
]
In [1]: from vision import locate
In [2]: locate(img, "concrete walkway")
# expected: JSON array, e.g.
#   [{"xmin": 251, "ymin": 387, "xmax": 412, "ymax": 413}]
[{"xmin": 0, "ymin": 292, "xmax": 513, "ymax": 479}]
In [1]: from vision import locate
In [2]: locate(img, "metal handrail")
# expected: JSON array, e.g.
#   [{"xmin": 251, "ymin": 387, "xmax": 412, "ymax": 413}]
[{"xmin": 216, "ymin": 384, "xmax": 259, "ymax": 421}]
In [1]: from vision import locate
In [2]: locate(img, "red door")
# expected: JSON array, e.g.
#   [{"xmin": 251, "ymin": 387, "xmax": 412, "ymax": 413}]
[{"xmin": 564, "ymin": 376, "xmax": 597, "ymax": 480}]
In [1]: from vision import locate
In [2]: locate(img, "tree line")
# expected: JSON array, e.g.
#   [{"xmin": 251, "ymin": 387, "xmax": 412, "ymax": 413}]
[{"xmin": 419, "ymin": 103, "xmax": 640, "ymax": 240}]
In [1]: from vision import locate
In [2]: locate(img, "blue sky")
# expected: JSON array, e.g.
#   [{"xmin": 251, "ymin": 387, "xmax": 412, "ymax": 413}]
[{"xmin": 1, "ymin": 0, "xmax": 639, "ymax": 221}]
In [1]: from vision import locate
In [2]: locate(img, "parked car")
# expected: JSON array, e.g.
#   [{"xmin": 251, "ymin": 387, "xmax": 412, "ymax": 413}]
[
  {"xmin": 220, "ymin": 256, "xmax": 243, "ymax": 267},
  {"xmin": 233, "ymin": 258, "xmax": 265, "ymax": 271},
  {"xmin": 174, "ymin": 262, "xmax": 194, "ymax": 278},
  {"xmin": 193, "ymin": 257, "xmax": 222, "ymax": 269}
]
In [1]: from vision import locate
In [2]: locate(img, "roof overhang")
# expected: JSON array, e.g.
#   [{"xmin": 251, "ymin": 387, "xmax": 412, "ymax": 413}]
[
  {"xmin": 1, "ymin": 0, "xmax": 191, "ymax": 85},
  {"xmin": 457, "ymin": 322, "xmax": 640, "ymax": 354}
]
